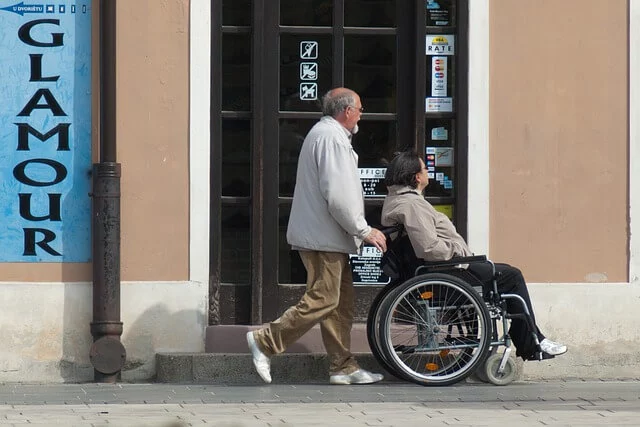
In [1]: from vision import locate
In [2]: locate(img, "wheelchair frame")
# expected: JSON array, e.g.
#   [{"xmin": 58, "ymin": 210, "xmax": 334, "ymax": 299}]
[{"xmin": 367, "ymin": 226, "xmax": 543, "ymax": 386}]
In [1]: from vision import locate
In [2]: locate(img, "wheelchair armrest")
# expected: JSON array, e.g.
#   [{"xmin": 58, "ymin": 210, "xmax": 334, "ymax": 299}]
[
  {"xmin": 418, "ymin": 255, "xmax": 487, "ymax": 269},
  {"xmin": 380, "ymin": 225, "xmax": 404, "ymax": 237}
]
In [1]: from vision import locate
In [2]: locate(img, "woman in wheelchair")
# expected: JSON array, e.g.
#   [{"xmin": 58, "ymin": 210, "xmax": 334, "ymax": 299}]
[{"xmin": 380, "ymin": 151, "xmax": 567, "ymax": 361}]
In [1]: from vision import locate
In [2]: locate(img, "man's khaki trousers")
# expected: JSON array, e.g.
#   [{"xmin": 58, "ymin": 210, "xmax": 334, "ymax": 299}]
[{"xmin": 253, "ymin": 250, "xmax": 359, "ymax": 375}]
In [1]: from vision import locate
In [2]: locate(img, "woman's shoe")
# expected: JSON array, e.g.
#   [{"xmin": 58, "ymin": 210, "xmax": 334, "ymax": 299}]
[{"xmin": 539, "ymin": 338, "xmax": 567, "ymax": 356}]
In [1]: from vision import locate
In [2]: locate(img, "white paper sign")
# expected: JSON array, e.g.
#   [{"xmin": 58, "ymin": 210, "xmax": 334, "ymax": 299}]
[{"xmin": 426, "ymin": 97, "xmax": 453, "ymax": 112}]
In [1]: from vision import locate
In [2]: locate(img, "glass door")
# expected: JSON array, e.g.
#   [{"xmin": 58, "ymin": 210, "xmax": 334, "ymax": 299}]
[
  {"xmin": 263, "ymin": 0, "xmax": 421, "ymax": 321},
  {"xmin": 210, "ymin": 0, "xmax": 468, "ymax": 324}
]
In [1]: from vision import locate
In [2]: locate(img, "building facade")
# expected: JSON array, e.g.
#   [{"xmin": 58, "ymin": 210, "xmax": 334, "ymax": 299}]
[{"xmin": 0, "ymin": 0, "xmax": 638, "ymax": 382}]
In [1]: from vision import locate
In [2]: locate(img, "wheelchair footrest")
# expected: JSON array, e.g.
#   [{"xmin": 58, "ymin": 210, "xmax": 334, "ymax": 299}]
[{"xmin": 526, "ymin": 351, "xmax": 556, "ymax": 361}]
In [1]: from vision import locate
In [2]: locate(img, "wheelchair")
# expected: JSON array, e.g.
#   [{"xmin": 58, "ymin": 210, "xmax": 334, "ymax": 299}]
[{"xmin": 367, "ymin": 225, "xmax": 544, "ymax": 387}]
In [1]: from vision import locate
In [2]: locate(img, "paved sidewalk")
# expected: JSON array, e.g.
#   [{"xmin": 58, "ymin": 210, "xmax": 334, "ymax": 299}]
[{"xmin": 0, "ymin": 380, "xmax": 638, "ymax": 426}]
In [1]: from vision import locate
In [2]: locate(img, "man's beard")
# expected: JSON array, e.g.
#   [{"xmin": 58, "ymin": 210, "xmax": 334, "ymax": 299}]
[{"xmin": 351, "ymin": 124, "xmax": 359, "ymax": 135}]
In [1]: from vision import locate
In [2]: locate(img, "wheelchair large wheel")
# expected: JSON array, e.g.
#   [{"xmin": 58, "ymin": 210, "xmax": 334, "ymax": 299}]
[{"xmin": 377, "ymin": 273, "xmax": 492, "ymax": 386}]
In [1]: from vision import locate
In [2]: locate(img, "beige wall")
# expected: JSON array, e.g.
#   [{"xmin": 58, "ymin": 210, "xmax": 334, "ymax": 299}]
[
  {"xmin": 489, "ymin": 0, "xmax": 628, "ymax": 282},
  {"xmin": 116, "ymin": 0, "xmax": 190, "ymax": 281},
  {"xmin": 0, "ymin": 0, "xmax": 190, "ymax": 282}
]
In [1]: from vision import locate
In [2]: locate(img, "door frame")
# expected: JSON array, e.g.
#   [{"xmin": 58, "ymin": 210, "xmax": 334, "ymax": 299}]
[{"xmin": 199, "ymin": 0, "xmax": 491, "ymax": 325}]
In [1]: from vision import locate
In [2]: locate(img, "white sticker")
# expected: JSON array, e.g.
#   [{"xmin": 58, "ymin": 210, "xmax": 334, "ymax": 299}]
[
  {"xmin": 435, "ymin": 147, "xmax": 454, "ymax": 167},
  {"xmin": 360, "ymin": 246, "xmax": 383, "ymax": 257},
  {"xmin": 431, "ymin": 127, "xmax": 448, "ymax": 141},
  {"xmin": 431, "ymin": 56, "xmax": 447, "ymax": 97},
  {"xmin": 300, "ymin": 62, "xmax": 318, "ymax": 80},
  {"xmin": 358, "ymin": 168, "xmax": 387, "ymax": 179},
  {"xmin": 300, "ymin": 41, "xmax": 318, "ymax": 59},
  {"xmin": 300, "ymin": 83, "xmax": 318, "ymax": 100},
  {"xmin": 426, "ymin": 97, "xmax": 453, "ymax": 112},
  {"xmin": 426, "ymin": 35, "xmax": 455, "ymax": 56}
]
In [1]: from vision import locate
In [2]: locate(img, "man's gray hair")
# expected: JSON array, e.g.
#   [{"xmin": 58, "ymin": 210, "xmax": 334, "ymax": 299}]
[{"xmin": 321, "ymin": 90, "xmax": 356, "ymax": 117}]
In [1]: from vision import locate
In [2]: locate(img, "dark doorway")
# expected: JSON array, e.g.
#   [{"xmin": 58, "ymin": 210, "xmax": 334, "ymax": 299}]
[{"xmin": 211, "ymin": 0, "xmax": 468, "ymax": 325}]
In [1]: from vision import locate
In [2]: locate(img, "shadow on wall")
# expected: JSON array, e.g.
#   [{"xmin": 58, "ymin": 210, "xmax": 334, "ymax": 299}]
[
  {"xmin": 118, "ymin": 303, "xmax": 205, "ymax": 382},
  {"xmin": 59, "ymin": 285, "xmax": 204, "ymax": 383},
  {"xmin": 59, "ymin": 282, "xmax": 93, "ymax": 382}
]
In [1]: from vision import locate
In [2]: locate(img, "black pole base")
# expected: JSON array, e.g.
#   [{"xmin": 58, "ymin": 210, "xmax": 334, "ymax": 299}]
[{"xmin": 89, "ymin": 333, "xmax": 126, "ymax": 383}]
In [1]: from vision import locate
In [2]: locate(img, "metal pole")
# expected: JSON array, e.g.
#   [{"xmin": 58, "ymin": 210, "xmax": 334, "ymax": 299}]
[
  {"xmin": 99, "ymin": 0, "xmax": 116, "ymax": 163},
  {"xmin": 90, "ymin": 0, "xmax": 125, "ymax": 383}
]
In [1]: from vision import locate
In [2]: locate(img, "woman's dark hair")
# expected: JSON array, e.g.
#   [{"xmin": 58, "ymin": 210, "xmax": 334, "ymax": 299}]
[{"xmin": 384, "ymin": 151, "xmax": 422, "ymax": 188}]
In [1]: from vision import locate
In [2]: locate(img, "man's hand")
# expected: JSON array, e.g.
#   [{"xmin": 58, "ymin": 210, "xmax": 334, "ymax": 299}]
[{"xmin": 364, "ymin": 228, "xmax": 387, "ymax": 253}]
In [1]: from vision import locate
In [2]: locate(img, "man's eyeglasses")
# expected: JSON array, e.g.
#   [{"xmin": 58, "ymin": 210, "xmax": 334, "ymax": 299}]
[{"xmin": 348, "ymin": 105, "xmax": 364, "ymax": 113}]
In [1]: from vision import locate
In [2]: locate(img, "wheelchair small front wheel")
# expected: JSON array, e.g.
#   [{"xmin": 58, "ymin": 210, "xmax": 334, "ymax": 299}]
[{"xmin": 484, "ymin": 352, "xmax": 517, "ymax": 386}]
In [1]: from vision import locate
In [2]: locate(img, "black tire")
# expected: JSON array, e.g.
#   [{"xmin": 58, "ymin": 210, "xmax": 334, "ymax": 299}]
[
  {"xmin": 367, "ymin": 284, "xmax": 403, "ymax": 378},
  {"xmin": 373, "ymin": 283, "xmax": 420, "ymax": 382},
  {"xmin": 377, "ymin": 273, "xmax": 492, "ymax": 386},
  {"xmin": 471, "ymin": 346, "xmax": 497, "ymax": 383}
]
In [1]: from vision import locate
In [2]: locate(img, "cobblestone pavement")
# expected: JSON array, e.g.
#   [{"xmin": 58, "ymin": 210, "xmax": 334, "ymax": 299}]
[{"xmin": 0, "ymin": 380, "xmax": 638, "ymax": 426}]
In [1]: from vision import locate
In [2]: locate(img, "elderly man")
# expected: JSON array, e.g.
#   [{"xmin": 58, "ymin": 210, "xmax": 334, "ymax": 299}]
[
  {"xmin": 380, "ymin": 151, "xmax": 567, "ymax": 361},
  {"xmin": 247, "ymin": 88, "xmax": 387, "ymax": 385}
]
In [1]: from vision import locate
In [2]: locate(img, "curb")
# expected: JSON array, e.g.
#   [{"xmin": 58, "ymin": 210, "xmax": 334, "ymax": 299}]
[{"xmin": 156, "ymin": 353, "xmax": 400, "ymax": 384}]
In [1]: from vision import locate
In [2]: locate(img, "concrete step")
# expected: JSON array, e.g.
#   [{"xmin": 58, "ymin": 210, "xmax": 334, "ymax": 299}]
[
  {"xmin": 157, "ymin": 323, "xmax": 398, "ymax": 384},
  {"xmin": 156, "ymin": 353, "xmax": 400, "ymax": 384},
  {"xmin": 158, "ymin": 324, "xmax": 524, "ymax": 384},
  {"xmin": 205, "ymin": 324, "xmax": 373, "ymax": 353}
]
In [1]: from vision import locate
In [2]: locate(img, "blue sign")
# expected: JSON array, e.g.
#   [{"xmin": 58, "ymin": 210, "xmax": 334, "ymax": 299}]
[{"xmin": 0, "ymin": 1, "xmax": 92, "ymax": 262}]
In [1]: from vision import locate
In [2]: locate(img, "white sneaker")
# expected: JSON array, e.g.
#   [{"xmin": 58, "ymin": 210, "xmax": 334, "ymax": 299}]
[
  {"xmin": 329, "ymin": 369, "xmax": 384, "ymax": 385},
  {"xmin": 540, "ymin": 338, "xmax": 567, "ymax": 356},
  {"xmin": 246, "ymin": 331, "xmax": 271, "ymax": 383}
]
